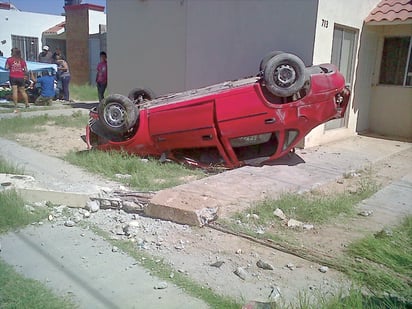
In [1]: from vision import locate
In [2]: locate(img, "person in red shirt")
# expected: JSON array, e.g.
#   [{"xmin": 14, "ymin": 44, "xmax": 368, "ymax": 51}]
[
  {"xmin": 5, "ymin": 48, "xmax": 29, "ymax": 109},
  {"xmin": 96, "ymin": 51, "xmax": 107, "ymax": 102}
]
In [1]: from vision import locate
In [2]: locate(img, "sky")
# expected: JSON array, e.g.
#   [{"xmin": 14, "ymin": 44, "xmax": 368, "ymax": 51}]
[{"xmin": 7, "ymin": 0, "xmax": 106, "ymax": 15}]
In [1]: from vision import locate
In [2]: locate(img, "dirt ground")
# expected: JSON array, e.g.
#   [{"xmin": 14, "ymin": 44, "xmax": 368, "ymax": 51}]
[
  {"xmin": 9, "ymin": 124, "xmax": 412, "ymax": 305},
  {"xmin": 14, "ymin": 125, "xmax": 87, "ymax": 158}
]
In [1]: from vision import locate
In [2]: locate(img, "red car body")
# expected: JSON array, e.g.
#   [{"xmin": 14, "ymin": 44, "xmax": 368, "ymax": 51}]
[{"xmin": 85, "ymin": 63, "xmax": 349, "ymax": 169}]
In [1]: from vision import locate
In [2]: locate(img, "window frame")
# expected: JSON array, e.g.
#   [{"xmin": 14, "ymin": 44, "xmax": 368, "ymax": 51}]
[{"xmin": 379, "ymin": 36, "xmax": 412, "ymax": 87}]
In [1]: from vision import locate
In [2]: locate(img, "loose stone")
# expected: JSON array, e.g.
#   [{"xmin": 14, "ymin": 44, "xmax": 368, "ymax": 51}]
[
  {"xmin": 234, "ymin": 267, "xmax": 247, "ymax": 280},
  {"xmin": 256, "ymin": 259, "xmax": 274, "ymax": 270},
  {"xmin": 319, "ymin": 266, "xmax": 329, "ymax": 273},
  {"xmin": 273, "ymin": 208, "xmax": 287, "ymax": 220},
  {"xmin": 64, "ymin": 220, "xmax": 75, "ymax": 227},
  {"xmin": 154, "ymin": 282, "xmax": 168, "ymax": 289}
]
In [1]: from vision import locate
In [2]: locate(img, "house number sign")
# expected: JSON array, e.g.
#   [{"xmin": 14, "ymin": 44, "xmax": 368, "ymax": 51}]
[{"xmin": 321, "ymin": 19, "xmax": 329, "ymax": 28}]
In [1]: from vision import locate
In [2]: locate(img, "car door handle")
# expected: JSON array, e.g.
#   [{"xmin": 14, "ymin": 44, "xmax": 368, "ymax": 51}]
[
  {"xmin": 265, "ymin": 118, "xmax": 276, "ymax": 124},
  {"xmin": 202, "ymin": 135, "xmax": 213, "ymax": 141}
]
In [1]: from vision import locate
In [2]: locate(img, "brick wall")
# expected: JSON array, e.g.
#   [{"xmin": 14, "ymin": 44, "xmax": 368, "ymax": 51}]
[{"xmin": 64, "ymin": 5, "xmax": 90, "ymax": 85}]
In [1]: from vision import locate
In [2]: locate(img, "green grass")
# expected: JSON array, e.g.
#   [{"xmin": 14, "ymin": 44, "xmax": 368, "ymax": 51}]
[
  {"xmin": 0, "ymin": 112, "xmax": 88, "ymax": 137},
  {"xmin": 70, "ymin": 84, "xmax": 105, "ymax": 102},
  {"xmin": 0, "ymin": 190, "xmax": 48, "ymax": 233},
  {"xmin": 65, "ymin": 150, "xmax": 205, "ymax": 191},
  {"xmin": 89, "ymin": 225, "xmax": 240, "ymax": 309},
  {"xmin": 0, "ymin": 156, "xmax": 25, "ymax": 174},
  {"xmin": 345, "ymin": 216, "xmax": 412, "ymax": 301},
  {"xmin": 286, "ymin": 287, "xmax": 409, "ymax": 309},
  {"xmin": 0, "ymin": 258, "xmax": 75, "ymax": 309},
  {"xmin": 0, "ymin": 189, "xmax": 75, "ymax": 308},
  {"xmin": 233, "ymin": 173, "xmax": 378, "ymax": 225}
]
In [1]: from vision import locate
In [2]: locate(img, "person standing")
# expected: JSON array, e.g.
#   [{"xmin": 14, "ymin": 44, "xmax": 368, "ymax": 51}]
[
  {"xmin": 55, "ymin": 55, "xmax": 71, "ymax": 102},
  {"xmin": 5, "ymin": 48, "xmax": 29, "ymax": 110},
  {"xmin": 30, "ymin": 70, "xmax": 55, "ymax": 106},
  {"xmin": 38, "ymin": 45, "xmax": 53, "ymax": 63},
  {"xmin": 96, "ymin": 51, "xmax": 107, "ymax": 102}
]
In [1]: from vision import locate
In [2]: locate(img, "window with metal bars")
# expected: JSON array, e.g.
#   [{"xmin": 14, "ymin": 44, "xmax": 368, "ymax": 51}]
[{"xmin": 11, "ymin": 35, "xmax": 38, "ymax": 62}]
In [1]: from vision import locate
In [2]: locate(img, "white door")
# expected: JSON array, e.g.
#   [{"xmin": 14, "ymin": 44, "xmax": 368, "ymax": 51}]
[{"xmin": 325, "ymin": 26, "xmax": 357, "ymax": 130}]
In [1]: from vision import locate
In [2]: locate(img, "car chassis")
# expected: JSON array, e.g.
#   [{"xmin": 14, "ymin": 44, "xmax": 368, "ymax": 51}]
[{"xmin": 84, "ymin": 52, "xmax": 350, "ymax": 169}]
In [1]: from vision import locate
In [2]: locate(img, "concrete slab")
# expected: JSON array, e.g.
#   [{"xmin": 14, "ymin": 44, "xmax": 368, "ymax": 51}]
[
  {"xmin": 0, "ymin": 223, "xmax": 209, "ymax": 309},
  {"xmin": 146, "ymin": 136, "xmax": 412, "ymax": 226},
  {"xmin": 0, "ymin": 174, "xmax": 90, "ymax": 207}
]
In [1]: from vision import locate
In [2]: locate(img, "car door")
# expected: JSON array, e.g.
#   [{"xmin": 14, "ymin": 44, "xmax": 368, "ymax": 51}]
[{"xmin": 148, "ymin": 100, "xmax": 219, "ymax": 151}]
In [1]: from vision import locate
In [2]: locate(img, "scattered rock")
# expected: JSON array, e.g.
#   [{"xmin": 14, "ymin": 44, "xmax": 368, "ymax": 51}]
[
  {"xmin": 319, "ymin": 266, "xmax": 329, "ymax": 273},
  {"xmin": 73, "ymin": 215, "xmax": 82, "ymax": 224},
  {"xmin": 268, "ymin": 285, "xmax": 281, "ymax": 301},
  {"xmin": 86, "ymin": 200, "xmax": 100, "ymax": 213},
  {"xmin": 123, "ymin": 221, "xmax": 140, "ymax": 236},
  {"xmin": 154, "ymin": 282, "xmax": 168, "ymax": 290},
  {"xmin": 358, "ymin": 210, "xmax": 373, "ymax": 217},
  {"xmin": 336, "ymin": 179, "xmax": 344, "ymax": 184},
  {"xmin": 169, "ymin": 272, "xmax": 174, "ymax": 279},
  {"xmin": 256, "ymin": 227, "xmax": 265, "ymax": 235},
  {"xmin": 235, "ymin": 248, "xmax": 242, "ymax": 254},
  {"xmin": 287, "ymin": 219, "xmax": 303, "ymax": 228},
  {"xmin": 25, "ymin": 205, "xmax": 35, "ymax": 212},
  {"xmin": 48, "ymin": 214, "xmax": 54, "ymax": 221},
  {"xmin": 374, "ymin": 228, "xmax": 393, "ymax": 238},
  {"xmin": 256, "ymin": 259, "xmax": 274, "ymax": 270},
  {"xmin": 210, "ymin": 261, "xmax": 225, "ymax": 268},
  {"xmin": 286, "ymin": 263, "xmax": 295, "ymax": 270},
  {"xmin": 112, "ymin": 246, "xmax": 119, "ymax": 253},
  {"xmin": 273, "ymin": 208, "xmax": 287, "ymax": 221},
  {"xmin": 83, "ymin": 211, "xmax": 91, "ymax": 218},
  {"xmin": 115, "ymin": 174, "xmax": 132, "ymax": 180},
  {"xmin": 251, "ymin": 214, "xmax": 260, "ymax": 220},
  {"xmin": 303, "ymin": 224, "xmax": 314, "ymax": 230},
  {"xmin": 64, "ymin": 220, "xmax": 75, "ymax": 227},
  {"xmin": 234, "ymin": 267, "xmax": 247, "ymax": 280}
]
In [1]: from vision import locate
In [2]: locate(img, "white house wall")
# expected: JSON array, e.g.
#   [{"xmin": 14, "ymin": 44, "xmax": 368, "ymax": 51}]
[
  {"xmin": 88, "ymin": 9, "xmax": 106, "ymax": 35},
  {"xmin": 106, "ymin": 0, "xmax": 187, "ymax": 96},
  {"xmin": 0, "ymin": 10, "xmax": 64, "ymax": 57},
  {"xmin": 369, "ymin": 24, "xmax": 412, "ymax": 139},
  {"xmin": 184, "ymin": 0, "xmax": 318, "ymax": 90},
  {"xmin": 305, "ymin": 0, "xmax": 381, "ymax": 147},
  {"xmin": 107, "ymin": 0, "xmax": 318, "ymax": 96}
]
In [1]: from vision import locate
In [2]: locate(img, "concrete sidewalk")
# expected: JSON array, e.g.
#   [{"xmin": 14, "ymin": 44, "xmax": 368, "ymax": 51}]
[
  {"xmin": 147, "ymin": 136, "xmax": 412, "ymax": 225},
  {"xmin": 0, "ymin": 223, "xmax": 208, "ymax": 309}
]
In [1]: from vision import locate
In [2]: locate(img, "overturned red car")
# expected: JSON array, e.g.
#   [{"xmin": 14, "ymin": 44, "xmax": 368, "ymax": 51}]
[{"xmin": 85, "ymin": 52, "xmax": 350, "ymax": 169}]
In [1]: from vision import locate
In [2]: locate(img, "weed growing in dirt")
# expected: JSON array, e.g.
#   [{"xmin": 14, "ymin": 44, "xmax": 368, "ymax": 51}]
[
  {"xmin": 54, "ymin": 111, "xmax": 88, "ymax": 128},
  {"xmin": 88, "ymin": 225, "xmax": 240, "ymax": 309},
  {"xmin": 0, "ymin": 190, "xmax": 48, "ymax": 233},
  {"xmin": 65, "ymin": 150, "xmax": 205, "ymax": 191},
  {"xmin": 0, "ymin": 113, "xmax": 88, "ymax": 137},
  {"xmin": 345, "ymin": 216, "xmax": 412, "ymax": 301},
  {"xmin": 0, "ymin": 258, "xmax": 75, "ymax": 309},
  {"xmin": 288, "ymin": 287, "xmax": 409, "ymax": 309},
  {"xmin": 233, "ymin": 172, "xmax": 378, "ymax": 225},
  {"xmin": 0, "ymin": 156, "xmax": 25, "ymax": 174},
  {"xmin": 70, "ymin": 84, "xmax": 103, "ymax": 102}
]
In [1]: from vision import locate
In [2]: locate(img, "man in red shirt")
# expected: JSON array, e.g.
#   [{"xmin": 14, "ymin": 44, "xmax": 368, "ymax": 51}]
[
  {"xmin": 96, "ymin": 51, "xmax": 107, "ymax": 102},
  {"xmin": 5, "ymin": 48, "xmax": 29, "ymax": 109}
]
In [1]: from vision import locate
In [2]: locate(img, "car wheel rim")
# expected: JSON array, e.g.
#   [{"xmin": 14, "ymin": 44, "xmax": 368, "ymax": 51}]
[
  {"xmin": 274, "ymin": 64, "xmax": 296, "ymax": 88},
  {"xmin": 104, "ymin": 102, "xmax": 125, "ymax": 128}
]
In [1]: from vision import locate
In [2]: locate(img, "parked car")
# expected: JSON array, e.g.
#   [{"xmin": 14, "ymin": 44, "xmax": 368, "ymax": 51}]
[{"xmin": 84, "ymin": 52, "xmax": 350, "ymax": 169}]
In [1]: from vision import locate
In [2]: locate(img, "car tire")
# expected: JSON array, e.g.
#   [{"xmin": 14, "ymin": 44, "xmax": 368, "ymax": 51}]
[
  {"xmin": 263, "ymin": 53, "xmax": 306, "ymax": 97},
  {"xmin": 128, "ymin": 88, "xmax": 156, "ymax": 104},
  {"xmin": 259, "ymin": 50, "xmax": 284, "ymax": 72},
  {"xmin": 98, "ymin": 94, "xmax": 139, "ymax": 134}
]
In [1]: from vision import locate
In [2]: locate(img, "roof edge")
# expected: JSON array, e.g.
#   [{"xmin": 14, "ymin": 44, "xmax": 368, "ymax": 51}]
[{"xmin": 64, "ymin": 3, "xmax": 105, "ymax": 12}]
